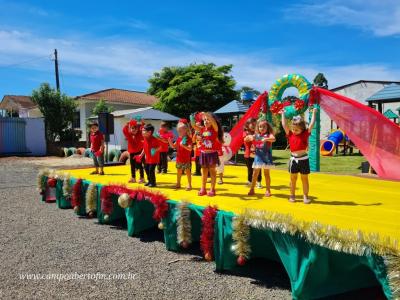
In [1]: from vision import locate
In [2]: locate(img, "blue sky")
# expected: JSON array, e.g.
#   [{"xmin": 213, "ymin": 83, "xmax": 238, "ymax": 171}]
[{"xmin": 0, "ymin": 0, "xmax": 399, "ymax": 97}]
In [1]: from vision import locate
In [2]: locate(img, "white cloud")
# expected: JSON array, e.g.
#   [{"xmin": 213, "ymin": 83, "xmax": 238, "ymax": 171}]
[
  {"xmin": 0, "ymin": 29, "xmax": 399, "ymax": 93},
  {"xmin": 285, "ymin": 0, "xmax": 400, "ymax": 37}
]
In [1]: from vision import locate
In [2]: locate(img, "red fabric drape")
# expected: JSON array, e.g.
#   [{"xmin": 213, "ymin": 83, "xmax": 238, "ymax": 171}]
[
  {"xmin": 317, "ymin": 87, "xmax": 400, "ymax": 180},
  {"xmin": 229, "ymin": 92, "xmax": 266, "ymax": 154}
]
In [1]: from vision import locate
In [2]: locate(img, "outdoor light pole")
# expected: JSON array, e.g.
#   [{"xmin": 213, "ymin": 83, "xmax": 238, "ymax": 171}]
[{"xmin": 54, "ymin": 49, "xmax": 60, "ymax": 92}]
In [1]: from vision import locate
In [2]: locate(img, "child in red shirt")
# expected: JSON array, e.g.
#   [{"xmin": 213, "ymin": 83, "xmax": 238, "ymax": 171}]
[
  {"xmin": 191, "ymin": 112, "xmax": 224, "ymax": 197},
  {"xmin": 156, "ymin": 121, "xmax": 174, "ymax": 174},
  {"xmin": 168, "ymin": 119, "xmax": 193, "ymax": 190},
  {"xmin": 281, "ymin": 107, "xmax": 318, "ymax": 204},
  {"xmin": 89, "ymin": 122, "xmax": 105, "ymax": 175},
  {"xmin": 192, "ymin": 119, "xmax": 203, "ymax": 176},
  {"xmin": 243, "ymin": 118, "xmax": 262, "ymax": 187},
  {"xmin": 139, "ymin": 124, "xmax": 161, "ymax": 187},
  {"xmin": 123, "ymin": 119, "xmax": 144, "ymax": 183}
]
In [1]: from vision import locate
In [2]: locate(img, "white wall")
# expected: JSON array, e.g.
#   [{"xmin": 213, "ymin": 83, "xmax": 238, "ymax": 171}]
[
  {"xmin": 25, "ymin": 118, "xmax": 46, "ymax": 156},
  {"xmin": 107, "ymin": 118, "xmax": 165, "ymax": 151},
  {"xmin": 79, "ymin": 101, "xmax": 145, "ymax": 142},
  {"xmin": 320, "ymin": 82, "xmax": 399, "ymax": 138}
]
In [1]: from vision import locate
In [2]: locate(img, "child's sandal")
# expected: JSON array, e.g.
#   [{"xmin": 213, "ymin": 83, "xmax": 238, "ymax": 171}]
[
  {"xmin": 198, "ymin": 189, "xmax": 207, "ymax": 196},
  {"xmin": 185, "ymin": 186, "xmax": 192, "ymax": 191},
  {"xmin": 289, "ymin": 196, "xmax": 296, "ymax": 203},
  {"xmin": 265, "ymin": 190, "xmax": 271, "ymax": 197},
  {"xmin": 207, "ymin": 190, "xmax": 216, "ymax": 197}
]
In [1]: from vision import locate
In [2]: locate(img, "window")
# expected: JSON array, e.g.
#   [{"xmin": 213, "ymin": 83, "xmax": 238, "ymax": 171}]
[{"xmin": 72, "ymin": 111, "xmax": 80, "ymax": 128}]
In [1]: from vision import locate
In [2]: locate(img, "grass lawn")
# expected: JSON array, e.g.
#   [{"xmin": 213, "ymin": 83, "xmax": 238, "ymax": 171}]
[{"xmin": 271, "ymin": 150, "xmax": 365, "ymax": 174}]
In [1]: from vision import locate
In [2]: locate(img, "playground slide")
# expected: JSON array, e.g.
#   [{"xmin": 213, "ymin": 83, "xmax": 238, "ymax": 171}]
[
  {"xmin": 320, "ymin": 130, "xmax": 344, "ymax": 156},
  {"xmin": 316, "ymin": 87, "xmax": 400, "ymax": 180}
]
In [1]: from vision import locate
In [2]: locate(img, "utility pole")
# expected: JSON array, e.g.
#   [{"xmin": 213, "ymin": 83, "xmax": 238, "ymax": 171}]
[{"xmin": 54, "ymin": 49, "xmax": 60, "ymax": 91}]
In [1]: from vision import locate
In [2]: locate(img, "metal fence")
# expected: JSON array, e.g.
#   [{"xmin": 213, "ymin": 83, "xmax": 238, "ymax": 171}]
[{"xmin": 0, "ymin": 117, "xmax": 28, "ymax": 155}]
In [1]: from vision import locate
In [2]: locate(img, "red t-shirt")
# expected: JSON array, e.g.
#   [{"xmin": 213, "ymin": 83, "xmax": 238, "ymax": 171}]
[
  {"xmin": 123, "ymin": 124, "xmax": 143, "ymax": 153},
  {"xmin": 200, "ymin": 127, "xmax": 219, "ymax": 152},
  {"xmin": 90, "ymin": 131, "xmax": 104, "ymax": 152},
  {"xmin": 287, "ymin": 130, "xmax": 310, "ymax": 152},
  {"xmin": 193, "ymin": 131, "xmax": 202, "ymax": 157},
  {"xmin": 176, "ymin": 136, "xmax": 192, "ymax": 164},
  {"xmin": 158, "ymin": 129, "xmax": 174, "ymax": 152},
  {"xmin": 243, "ymin": 131, "xmax": 253, "ymax": 158},
  {"xmin": 143, "ymin": 136, "xmax": 161, "ymax": 164}
]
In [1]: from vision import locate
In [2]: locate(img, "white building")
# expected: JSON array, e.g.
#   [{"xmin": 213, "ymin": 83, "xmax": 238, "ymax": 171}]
[
  {"xmin": 0, "ymin": 88, "xmax": 158, "ymax": 142},
  {"xmin": 320, "ymin": 80, "xmax": 400, "ymax": 138}
]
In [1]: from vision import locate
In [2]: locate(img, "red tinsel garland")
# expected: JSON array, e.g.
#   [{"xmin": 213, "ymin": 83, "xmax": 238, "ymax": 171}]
[
  {"xmin": 47, "ymin": 178, "xmax": 57, "ymax": 188},
  {"xmin": 71, "ymin": 179, "xmax": 82, "ymax": 208},
  {"xmin": 200, "ymin": 206, "xmax": 218, "ymax": 261},
  {"xmin": 149, "ymin": 192, "xmax": 169, "ymax": 221},
  {"xmin": 100, "ymin": 184, "xmax": 169, "ymax": 221}
]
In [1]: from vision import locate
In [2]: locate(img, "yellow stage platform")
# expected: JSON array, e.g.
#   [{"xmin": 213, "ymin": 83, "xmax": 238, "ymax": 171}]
[{"xmin": 63, "ymin": 163, "xmax": 400, "ymax": 246}]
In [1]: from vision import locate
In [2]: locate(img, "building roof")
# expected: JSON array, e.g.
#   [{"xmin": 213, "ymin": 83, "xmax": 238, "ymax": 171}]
[
  {"xmin": 111, "ymin": 107, "xmax": 179, "ymax": 121},
  {"xmin": 330, "ymin": 80, "xmax": 400, "ymax": 92},
  {"xmin": 214, "ymin": 100, "xmax": 248, "ymax": 114},
  {"xmin": 76, "ymin": 88, "xmax": 157, "ymax": 106},
  {"xmin": 383, "ymin": 109, "xmax": 399, "ymax": 119},
  {"xmin": 0, "ymin": 95, "xmax": 35, "ymax": 110},
  {"xmin": 365, "ymin": 84, "xmax": 400, "ymax": 102}
]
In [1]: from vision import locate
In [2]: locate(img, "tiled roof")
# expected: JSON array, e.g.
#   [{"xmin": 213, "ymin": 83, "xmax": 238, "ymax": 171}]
[
  {"xmin": 76, "ymin": 88, "xmax": 157, "ymax": 106},
  {"xmin": 0, "ymin": 95, "xmax": 35, "ymax": 109},
  {"xmin": 366, "ymin": 84, "xmax": 400, "ymax": 102}
]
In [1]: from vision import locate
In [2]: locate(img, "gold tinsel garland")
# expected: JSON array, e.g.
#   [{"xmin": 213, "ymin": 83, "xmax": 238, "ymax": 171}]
[
  {"xmin": 62, "ymin": 173, "xmax": 71, "ymax": 198},
  {"xmin": 233, "ymin": 209, "xmax": 399, "ymax": 297},
  {"xmin": 241, "ymin": 209, "xmax": 399, "ymax": 257},
  {"xmin": 385, "ymin": 255, "xmax": 400, "ymax": 299},
  {"xmin": 85, "ymin": 183, "xmax": 97, "ymax": 215},
  {"xmin": 176, "ymin": 202, "xmax": 192, "ymax": 248},
  {"xmin": 37, "ymin": 168, "xmax": 50, "ymax": 192},
  {"xmin": 231, "ymin": 214, "xmax": 251, "ymax": 259}
]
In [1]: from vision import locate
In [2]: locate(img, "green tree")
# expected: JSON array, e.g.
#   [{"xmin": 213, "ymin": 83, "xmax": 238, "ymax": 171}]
[
  {"xmin": 32, "ymin": 83, "xmax": 77, "ymax": 142},
  {"xmin": 92, "ymin": 98, "xmax": 114, "ymax": 115},
  {"xmin": 148, "ymin": 63, "xmax": 237, "ymax": 117},
  {"xmin": 313, "ymin": 73, "xmax": 328, "ymax": 89}
]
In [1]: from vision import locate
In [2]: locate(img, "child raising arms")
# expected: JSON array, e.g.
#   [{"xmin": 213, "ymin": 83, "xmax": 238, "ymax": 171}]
[
  {"xmin": 281, "ymin": 108, "xmax": 318, "ymax": 204},
  {"xmin": 168, "ymin": 119, "xmax": 193, "ymax": 190},
  {"xmin": 247, "ymin": 120, "xmax": 276, "ymax": 197},
  {"xmin": 191, "ymin": 112, "xmax": 224, "ymax": 197}
]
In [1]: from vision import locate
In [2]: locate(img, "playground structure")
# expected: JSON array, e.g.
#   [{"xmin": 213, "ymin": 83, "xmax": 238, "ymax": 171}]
[
  {"xmin": 320, "ymin": 129, "xmax": 346, "ymax": 156},
  {"xmin": 37, "ymin": 74, "xmax": 400, "ymax": 299}
]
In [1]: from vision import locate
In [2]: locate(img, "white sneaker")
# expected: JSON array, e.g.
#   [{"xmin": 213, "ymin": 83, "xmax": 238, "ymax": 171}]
[{"xmin": 257, "ymin": 182, "xmax": 262, "ymax": 189}]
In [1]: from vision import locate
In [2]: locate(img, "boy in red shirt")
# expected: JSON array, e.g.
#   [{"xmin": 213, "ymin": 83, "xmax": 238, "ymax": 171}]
[
  {"xmin": 139, "ymin": 124, "xmax": 161, "ymax": 187},
  {"xmin": 89, "ymin": 122, "xmax": 105, "ymax": 175},
  {"xmin": 156, "ymin": 121, "xmax": 174, "ymax": 174},
  {"xmin": 123, "ymin": 119, "xmax": 144, "ymax": 183}
]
